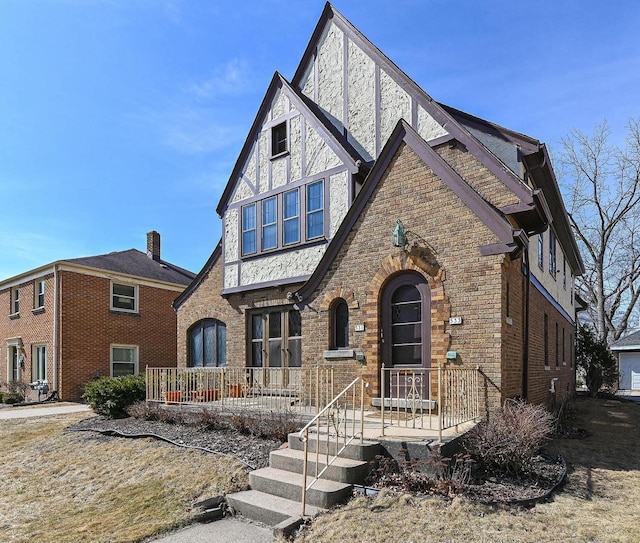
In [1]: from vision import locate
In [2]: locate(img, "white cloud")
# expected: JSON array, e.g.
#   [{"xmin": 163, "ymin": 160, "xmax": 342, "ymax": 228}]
[{"xmin": 187, "ymin": 59, "xmax": 251, "ymax": 99}]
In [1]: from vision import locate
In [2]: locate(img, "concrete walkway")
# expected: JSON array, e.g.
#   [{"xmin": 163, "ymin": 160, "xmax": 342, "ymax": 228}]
[
  {"xmin": 0, "ymin": 402, "xmax": 91, "ymax": 419},
  {"xmin": 148, "ymin": 518, "xmax": 274, "ymax": 543}
]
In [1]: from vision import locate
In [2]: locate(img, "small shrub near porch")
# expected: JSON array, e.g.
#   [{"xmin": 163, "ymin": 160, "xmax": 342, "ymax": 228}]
[
  {"xmin": 83, "ymin": 374, "xmax": 146, "ymax": 418},
  {"xmin": 463, "ymin": 398, "xmax": 554, "ymax": 477}
]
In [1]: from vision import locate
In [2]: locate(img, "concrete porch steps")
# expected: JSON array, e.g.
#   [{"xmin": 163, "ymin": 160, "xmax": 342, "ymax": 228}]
[{"xmin": 225, "ymin": 433, "xmax": 382, "ymax": 527}]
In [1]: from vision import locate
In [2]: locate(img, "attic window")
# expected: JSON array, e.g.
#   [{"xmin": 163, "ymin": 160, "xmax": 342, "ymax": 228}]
[{"xmin": 271, "ymin": 122, "xmax": 288, "ymax": 157}]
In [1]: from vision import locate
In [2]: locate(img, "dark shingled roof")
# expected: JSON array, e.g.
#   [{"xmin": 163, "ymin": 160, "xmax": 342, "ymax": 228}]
[
  {"xmin": 610, "ymin": 330, "xmax": 640, "ymax": 350},
  {"xmin": 65, "ymin": 249, "xmax": 195, "ymax": 286}
]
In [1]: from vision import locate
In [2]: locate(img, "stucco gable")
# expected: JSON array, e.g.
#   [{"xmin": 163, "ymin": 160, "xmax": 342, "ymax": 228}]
[
  {"xmin": 216, "ymin": 73, "xmax": 363, "ymax": 217},
  {"xmin": 294, "ymin": 119, "xmax": 517, "ymax": 301},
  {"xmin": 292, "ymin": 3, "xmax": 535, "ymax": 210}
]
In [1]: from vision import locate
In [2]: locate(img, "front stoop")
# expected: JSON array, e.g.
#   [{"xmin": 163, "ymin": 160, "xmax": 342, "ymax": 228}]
[{"xmin": 226, "ymin": 433, "xmax": 381, "ymax": 528}]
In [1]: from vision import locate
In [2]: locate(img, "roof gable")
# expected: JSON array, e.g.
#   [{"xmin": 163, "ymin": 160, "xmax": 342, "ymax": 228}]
[
  {"xmin": 215, "ymin": 72, "xmax": 363, "ymax": 217},
  {"xmin": 65, "ymin": 249, "xmax": 195, "ymax": 286},
  {"xmin": 295, "ymin": 119, "xmax": 516, "ymax": 301},
  {"xmin": 291, "ymin": 3, "xmax": 535, "ymax": 208},
  {"xmin": 173, "ymin": 241, "xmax": 221, "ymax": 309}
]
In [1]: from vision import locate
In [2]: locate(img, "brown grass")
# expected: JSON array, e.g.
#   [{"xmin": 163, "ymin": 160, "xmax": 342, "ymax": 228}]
[
  {"xmin": 0, "ymin": 412, "xmax": 248, "ymax": 543},
  {"xmin": 293, "ymin": 396, "xmax": 640, "ymax": 543}
]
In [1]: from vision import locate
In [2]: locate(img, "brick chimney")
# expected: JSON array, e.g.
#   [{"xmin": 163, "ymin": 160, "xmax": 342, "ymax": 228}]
[{"xmin": 147, "ymin": 231, "xmax": 161, "ymax": 261}]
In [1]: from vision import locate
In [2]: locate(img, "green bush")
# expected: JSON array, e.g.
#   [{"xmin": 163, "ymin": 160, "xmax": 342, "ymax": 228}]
[
  {"xmin": 83, "ymin": 374, "xmax": 146, "ymax": 418},
  {"xmin": 3, "ymin": 392, "xmax": 24, "ymax": 404}
]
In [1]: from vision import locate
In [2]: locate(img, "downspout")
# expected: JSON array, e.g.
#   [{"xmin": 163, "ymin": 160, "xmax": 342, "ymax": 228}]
[
  {"xmin": 522, "ymin": 244, "xmax": 530, "ymax": 400},
  {"xmin": 53, "ymin": 264, "xmax": 59, "ymax": 393}
]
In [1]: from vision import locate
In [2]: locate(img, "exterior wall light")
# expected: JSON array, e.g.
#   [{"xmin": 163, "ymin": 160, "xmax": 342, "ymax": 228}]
[{"xmin": 392, "ymin": 219, "xmax": 407, "ymax": 248}]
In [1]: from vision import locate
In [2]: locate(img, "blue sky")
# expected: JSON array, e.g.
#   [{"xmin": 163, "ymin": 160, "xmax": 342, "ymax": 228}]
[{"xmin": 1, "ymin": 0, "xmax": 638, "ymax": 280}]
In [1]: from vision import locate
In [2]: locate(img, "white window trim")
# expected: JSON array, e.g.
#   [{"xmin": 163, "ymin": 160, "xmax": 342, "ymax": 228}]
[
  {"xmin": 10, "ymin": 287, "xmax": 20, "ymax": 315},
  {"xmin": 110, "ymin": 281, "xmax": 139, "ymax": 314},
  {"xmin": 34, "ymin": 280, "xmax": 45, "ymax": 309},
  {"xmin": 110, "ymin": 344, "xmax": 139, "ymax": 377},
  {"xmin": 6, "ymin": 338, "xmax": 23, "ymax": 382},
  {"xmin": 32, "ymin": 344, "xmax": 47, "ymax": 382}
]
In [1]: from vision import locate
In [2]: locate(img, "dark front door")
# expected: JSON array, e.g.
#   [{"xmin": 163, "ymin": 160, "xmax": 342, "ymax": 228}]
[{"xmin": 381, "ymin": 273, "xmax": 431, "ymax": 399}]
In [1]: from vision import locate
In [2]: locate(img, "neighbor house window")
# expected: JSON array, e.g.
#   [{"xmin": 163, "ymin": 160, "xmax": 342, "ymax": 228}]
[
  {"xmin": 33, "ymin": 345, "xmax": 47, "ymax": 381},
  {"xmin": 283, "ymin": 189, "xmax": 300, "ymax": 245},
  {"xmin": 549, "ymin": 230, "xmax": 557, "ymax": 278},
  {"xmin": 189, "ymin": 319, "xmax": 227, "ymax": 367},
  {"xmin": 562, "ymin": 257, "xmax": 567, "ymax": 290},
  {"xmin": 306, "ymin": 180, "xmax": 324, "ymax": 239},
  {"xmin": 331, "ymin": 299, "xmax": 349, "ymax": 349},
  {"xmin": 111, "ymin": 345, "xmax": 138, "ymax": 377},
  {"xmin": 271, "ymin": 122, "xmax": 288, "ymax": 156},
  {"xmin": 261, "ymin": 197, "xmax": 277, "ymax": 251},
  {"xmin": 562, "ymin": 327, "xmax": 566, "ymax": 364},
  {"xmin": 35, "ymin": 280, "xmax": 45, "ymax": 308},
  {"xmin": 538, "ymin": 233, "xmax": 544, "ymax": 270},
  {"xmin": 111, "ymin": 282, "xmax": 138, "ymax": 312},
  {"xmin": 10, "ymin": 287, "xmax": 19, "ymax": 314}
]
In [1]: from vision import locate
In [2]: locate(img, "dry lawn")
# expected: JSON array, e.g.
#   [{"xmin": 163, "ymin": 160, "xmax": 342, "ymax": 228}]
[
  {"xmin": 0, "ymin": 412, "xmax": 248, "ymax": 543},
  {"xmin": 294, "ymin": 396, "xmax": 640, "ymax": 543}
]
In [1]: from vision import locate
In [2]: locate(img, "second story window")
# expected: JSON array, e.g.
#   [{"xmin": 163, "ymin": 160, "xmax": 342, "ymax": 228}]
[
  {"xmin": 35, "ymin": 280, "xmax": 45, "ymax": 309},
  {"xmin": 242, "ymin": 204, "xmax": 257, "ymax": 256},
  {"xmin": 563, "ymin": 256, "xmax": 567, "ymax": 289},
  {"xmin": 11, "ymin": 287, "xmax": 19, "ymax": 314},
  {"xmin": 111, "ymin": 282, "xmax": 138, "ymax": 313},
  {"xmin": 549, "ymin": 230, "xmax": 557, "ymax": 278},
  {"xmin": 284, "ymin": 189, "xmax": 300, "ymax": 245},
  {"xmin": 239, "ymin": 179, "xmax": 325, "ymax": 258},
  {"xmin": 262, "ymin": 197, "xmax": 277, "ymax": 251},
  {"xmin": 306, "ymin": 180, "xmax": 324, "ymax": 240},
  {"xmin": 537, "ymin": 233, "xmax": 544, "ymax": 270}
]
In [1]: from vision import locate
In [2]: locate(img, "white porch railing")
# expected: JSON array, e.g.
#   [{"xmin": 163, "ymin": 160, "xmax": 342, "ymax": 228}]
[
  {"xmin": 146, "ymin": 365, "xmax": 335, "ymax": 415},
  {"xmin": 297, "ymin": 377, "xmax": 367, "ymax": 516},
  {"xmin": 380, "ymin": 364, "xmax": 481, "ymax": 441}
]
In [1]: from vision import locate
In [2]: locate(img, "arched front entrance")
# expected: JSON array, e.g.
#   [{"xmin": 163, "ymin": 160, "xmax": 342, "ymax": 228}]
[{"xmin": 380, "ymin": 272, "xmax": 431, "ymax": 398}]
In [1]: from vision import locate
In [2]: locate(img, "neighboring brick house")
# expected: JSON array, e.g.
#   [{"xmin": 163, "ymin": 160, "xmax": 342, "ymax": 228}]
[
  {"xmin": 0, "ymin": 231, "xmax": 194, "ymax": 401},
  {"xmin": 174, "ymin": 3, "xmax": 584, "ymax": 411}
]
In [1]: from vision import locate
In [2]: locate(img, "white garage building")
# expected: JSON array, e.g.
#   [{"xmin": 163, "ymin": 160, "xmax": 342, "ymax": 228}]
[{"xmin": 610, "ymin": 330, "xmax": 640, "ymax": 391}]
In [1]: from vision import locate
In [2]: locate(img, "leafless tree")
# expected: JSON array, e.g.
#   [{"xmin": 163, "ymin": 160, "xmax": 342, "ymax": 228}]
[{"xmin": 559, "ymin": 119, "xmax": 640, "ymax": 343}]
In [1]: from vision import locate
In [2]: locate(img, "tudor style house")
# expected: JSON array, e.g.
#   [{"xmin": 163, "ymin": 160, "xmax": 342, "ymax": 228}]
[
  {"xmin": 173, "ymin": 3, "xmax": 583, "ymax": 411},
  {"xmin": 0, "ymin": 232, "xmax": 194, "ymax": 400}
]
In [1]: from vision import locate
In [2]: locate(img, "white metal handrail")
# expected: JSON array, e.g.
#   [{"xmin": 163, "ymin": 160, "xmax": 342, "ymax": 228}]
[{"xmin": 297, "ymin": 377, "xmax": 366, "ymax": 516}]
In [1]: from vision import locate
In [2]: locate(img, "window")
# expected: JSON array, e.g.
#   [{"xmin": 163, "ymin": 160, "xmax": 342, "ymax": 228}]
[
  {"xmin": 111, "ymin": 345, "xmax": 138, "ymax": 377},
  {"xmin": 189, "ymin": 319, "xmax": 227, "ymax": 367},
  {"xmin": 35, "ymin": 280, "xmax": 45, "ymax": 308},
  {"xmin": 239, "ymin": 179, "xmax": 324, "ymax": 257},
  {"xmin": 506, "ymin": 283, "xmax": 510, "ymax": 318},
  {"xmin": 306, "ymin": 180, "xmax": 324, "ymax": 239},
  {"xmin": 570, "ymin": 332, "xmax": 574, "ymax": 368},
  {"xmin": 33, "ymin": 345, "xmax": 47, "ymax": 381},
  {"xmin": 331, "ymin": 299, "xmax": 349, "ymax": 349},
  {"xmin": 537, "ymin": 233, "xmax": 544, "ymax": 270},
  {"xmin": 543, "ymin": 313, "xmax": 549, "ymax": 366},
  {"xmin": 271, "ymin": 122, "xmax": 288, "ymax": 156},
  {"xmin": 562, "ymin": 257, "xmax": 567, "ymax": 290},
  {"xmin": 242, "ymin": 203, "xmax": 257, "ymax": 256},
  {"xmin": 250, "ymin": 308, "xmax": 301, "ymax": 369},
  {"xmin": 283, "ymin": 189, "xmax": 300, "ymax": 245},
  {"xmin": 111, "ymin": 282, "xmax": 138, "ymax": 312},
  {"xmin": 10, "ymin": 287, "xmax": 19, "ymax": 314},
  {"xmin": 549, "ymin": 230, "xmax": 557, "ymax": 277},
  {"xmin": 562, "ymin": 327, "xmax": 566, "ymax": 364},
  {"xmin": 262, "ymin": 197, "xmax": 277, "ymax": 250},
  {"xmin": 555, "ymin": 322, "xmax": 559, "ymax": 366}
]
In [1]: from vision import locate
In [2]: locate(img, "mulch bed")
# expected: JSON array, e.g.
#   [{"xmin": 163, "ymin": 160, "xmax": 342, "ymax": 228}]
[
  {"xmin": 68, "ymin": 414, "xmax": 283, "ymax": 470},
  {"xmin": 69, "ymin": 413, "xmax": 567, "ymax": 506}
]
